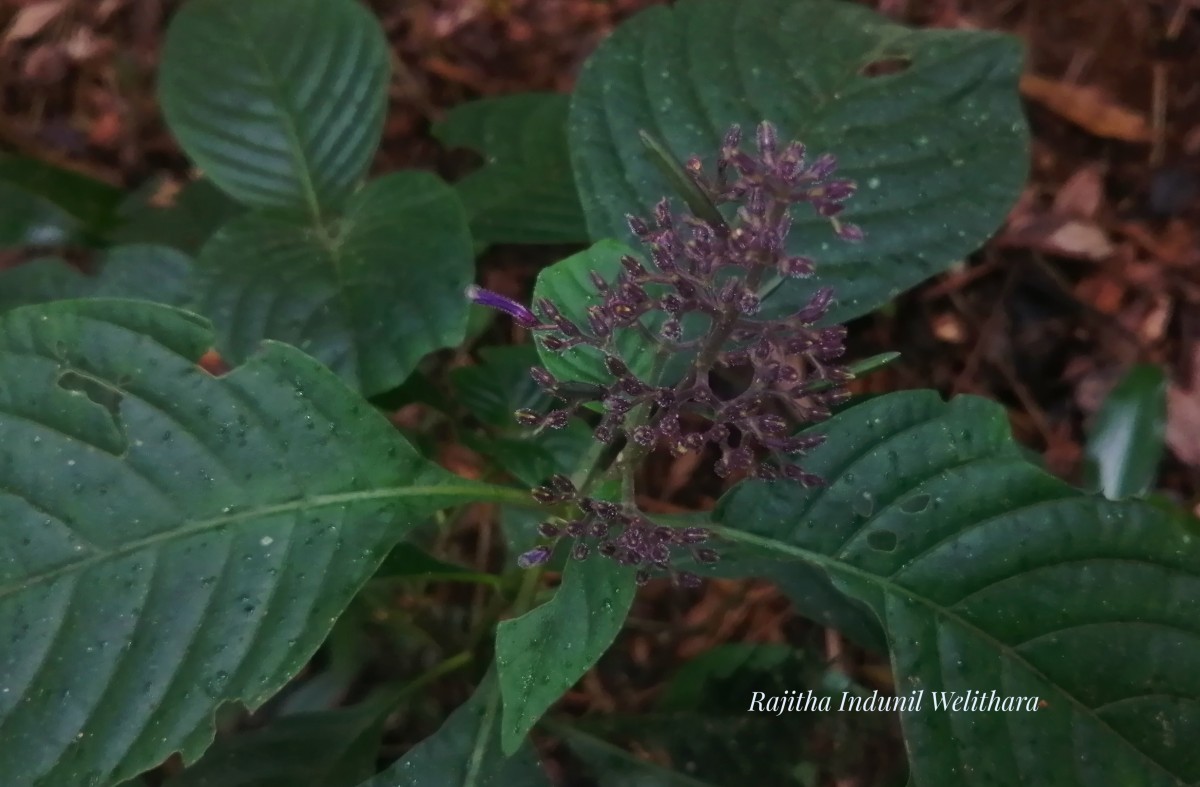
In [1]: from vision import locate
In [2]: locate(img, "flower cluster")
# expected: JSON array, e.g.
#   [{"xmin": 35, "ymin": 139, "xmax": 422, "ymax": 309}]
[
  {"xmin": 518, "ymin": 474, "xmax": 718, "ymax": 587},
  {"xmin": 469, "ymin": 121, "xmax": 862, "ymax": 583}
]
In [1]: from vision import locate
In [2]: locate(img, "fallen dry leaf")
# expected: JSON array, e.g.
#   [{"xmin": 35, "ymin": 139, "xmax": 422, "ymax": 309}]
[
  {"xmin": 1045, "ymin": 219, "xmax": 1115, "ymax": 260},
  {"xmin": 1053, "ymin": 164, "xmax": 1106, "ymax": 219},
  {"xmin": 1001, "ymin": 214, "xmax": 1114, "ymax": 261},
  {"xmin": 3, "ymin": 0, "xmax": 66, "ymax": 43},
  {"xmin": 1021, "ymin": 73, "xmax": 1152, "ymax": 143}
]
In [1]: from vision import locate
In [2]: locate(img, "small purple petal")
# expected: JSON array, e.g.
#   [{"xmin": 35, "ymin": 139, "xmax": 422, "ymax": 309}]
[
  {"xmin": 517, "ymin": 545, "xmax": 553, "ymax": 568},
  {"xmin": 465, "ymin": 285, "xmax": 537, "ymax": 327}
]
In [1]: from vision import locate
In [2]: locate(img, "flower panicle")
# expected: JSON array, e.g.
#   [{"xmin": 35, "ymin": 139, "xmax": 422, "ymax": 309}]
[{"xmin": 468, "ymin": 121, "xmax": 863, "ymax": 584}]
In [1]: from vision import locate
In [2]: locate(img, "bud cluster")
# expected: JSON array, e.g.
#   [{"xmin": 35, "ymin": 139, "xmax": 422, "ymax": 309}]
[
  {"xmin": 469, "ymin": 122, "xmax": 863, "ymax": 582},
  {"xmin": 517, "ymin": 474, "xmax": 718, "ymax": 586}
]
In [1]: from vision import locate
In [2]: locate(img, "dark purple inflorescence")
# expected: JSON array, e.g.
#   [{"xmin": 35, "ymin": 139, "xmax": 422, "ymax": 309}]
[{"xmin": 469, "ymin": 121, "xmax": 862, "ymax": 585}]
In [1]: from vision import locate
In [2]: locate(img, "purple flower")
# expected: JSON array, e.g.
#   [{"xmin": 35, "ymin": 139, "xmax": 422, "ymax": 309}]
[
  {"xmin": 511, "ymin": 122, "xmax": 862, "ymax": 585},
  {"xmin": 465, "ymin": 285, "xmax": 538, "ymax": 328}
]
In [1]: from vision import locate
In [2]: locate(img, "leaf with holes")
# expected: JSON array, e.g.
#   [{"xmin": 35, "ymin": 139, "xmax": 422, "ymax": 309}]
[
  {"xmin": 433, "ymin": 93, "xmax": 588, "ymax": 245},
  {"xmin": 362, "ymin": 674, "xmax": 549, "ymax": 787},
  {"xmin": 714, "ymin": 391, "xmax": 1200, "ymax": 786},
  {"xmin": 0, "ymin": 245, "xmax": 194, "ymax": 313},
  {"xmin": 159, "ymin": 0, "xmax": 388, "ymax": 217},
  {"xmin": 0, "ymin": 299, "xmax": 528, "ymax": 787},
  {"xmin": 495, "ymin": 555, "xmax": 636, "ymax": 754},
  {"xmin": 569, "ymin": 0, "xmax": 1028, "ymax": 323},
  {"xmin": 193, "ymin": 172, "xmax": 474, "ymax": 396}
]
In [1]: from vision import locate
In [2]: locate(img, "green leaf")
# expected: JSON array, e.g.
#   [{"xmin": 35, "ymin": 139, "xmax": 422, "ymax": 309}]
[
  {"xmin": 531, "ymin": 240, "xmax": 669, "ymax": 386},
  {"xmin": 657, "ymin": 643, "xmax": 795, "ymax": 710},
  {"xmin": 495, "ymin": 556, "xmax": 636, "ymax": 754},
  {"xmin": 362, "ymin": 674, "xmax": 549, "ymax": 787},
  {"xmin": 433, "ymin": 93, "xmax": 588, "ymax": 245},
  {"xmin": 560, "ymin": 726, "xmax": 721, "ymax": 787},
  {"xmin": 0, "ymin": 153, "xmax": 124, "ymax": 239},
  {"xmin": 0, "ymin": 299, "xmax": 528, "ymax": 787},
  {"xmin": 569, "ymin": 0, "xmax": 1028, "ymax": 322},
  {"xmin": 113, "ymin": 179, "xmax": 241, "ymax": 253},
  {"xmin": 0, "ymin": 181, "xmax": 80, "ymax": 249},
  {"xmin": 374, "ymin": 544, "xmax": 499, "ymax": 586},
  {"xmin": 159, "ymin": 0, "xmax": 388, "ymax": 217},
  {"xmin": 714, "ymin": 391, "xmax": 1200, "ymax": 786},
  {"xmin": 165, "ymin": 698, "xmax": 389, "ymax": 787},
  {"xmin": 0, "ymin": 245, "xmax": 194, "ymax": 312},
  {"xmin": 471, "ymin": 418, "xmax": 595, "ymax": 493},
  {"xmin": 193, "ymin": 172, "xmax": 474, "ymax": 396},
  {"xmin": 450, "ymin": 345, "xmax": 550, "ymax": 429},
  {"xmin": 1084, "ymin": 364, "xmax": 1167, "ymax": 500}
]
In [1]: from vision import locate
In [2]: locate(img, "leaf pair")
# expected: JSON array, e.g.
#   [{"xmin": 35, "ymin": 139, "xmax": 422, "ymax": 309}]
[{"xmin": 158, "ymin": 0, "xmax": 473, "ymax": 396}]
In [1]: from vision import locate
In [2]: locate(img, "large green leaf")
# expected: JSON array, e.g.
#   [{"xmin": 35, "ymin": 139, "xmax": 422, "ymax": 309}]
[
  {"xmin": 495, "ymin": 556, "xmax": 636, "ymax": 754},
  {"xmin": 159, "ymin": 0, "xmax": 388, "ymax": 217},
  {"xmin": 193, "ymin": 172, "xmax": 474, "ymax": 396},
  {"xmin": 433, "ymin": 94, "xmax": 588, "ymax": 245},
  {"xmin": 165, "ymin": 698, "xmax": 389, "ymax": 787},
  {"xmin": 0, "ymin": 300, "xmax": 529, "ymax": 787},
  {"xmin": 569, "ymin": 0, "xmax": 1028, "ymax": 322},
  {"xmin": 0, "ymin": 245, "xmax": 193, "ymax": 312},
  {"xmin": 714, "ymin": 391, "xmax": 1200, "ymax": 786},
  {"xmin": 362, "ymin": 674, "xmax": 549, "ymax": 787}
]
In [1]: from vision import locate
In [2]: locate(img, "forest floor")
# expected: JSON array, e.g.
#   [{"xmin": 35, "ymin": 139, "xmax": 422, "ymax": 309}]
[{"xmin": 2, "ymin": 0, "xmax": 1198, "ymax": 784}]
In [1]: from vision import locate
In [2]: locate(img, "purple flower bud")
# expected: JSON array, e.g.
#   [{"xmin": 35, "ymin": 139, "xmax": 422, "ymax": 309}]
[
  {"xmin": 517, "ymin": 545, "xmax": 553, "ymax": 568},
  {"xmin": 586, "ymin": 306, "xmax": 613, "ymax": 338},
  {"xmin": 544, "ymin": 410, "xmax": 570, "ymax": 429},
  {"xmin": 661, "ymin": 318, "xmax": 683, "ymax": 341},
  {"xmin": 675, "ymin": 571, "xmax": 702, "ymax": 589},
  {"xmin": 536, "ymin": 298, "xmax": 563, "ymax": 322},
  {"xmin": 604, "ymin": 355, "xmax": 630, "ymax": 378},
  {"xmin": 632, "ymin": 426, "xmax": 656, "ymax": 447},
  {"xmin": 695, "ymin": 548, "xmax": 720, "ymax": 564},
  {"xmin": 530, "ymin": 367, "xmax": 557, "ymax": 390},
  {"xmin": 756, "ymin": 121, "xmax": 778, "ymax": 158},
  {"xmin": 780, "ymin": 255, "xmax": 815, "ymax": 277},
  {"xmin": 531, "ymin": 486, "xmax": 559, "ymax": 505},
  {"xmin": 542, "ymin": 335, "xmax": 568, "ymax": 352},
  {"xmin": 465, "ymin": 285, "xmax": 537, "ymax": 327},
  {"xmin": 722, "ymin": 124, "xmax": 742, "ymax": 152},
  {"xmin": 572, "ymin": 543, "xmax": 591, "ymax": 561},
  {"xmin": 537, "ymin": 521, "xmax": 562, "ymax": 538},
  {"xmin": 808, "ymin": 153, "xmax": 837, "ymax": 180},
  {"xmin": 835, "ymin": 221, "xmax": 865, "ymax": 242}
]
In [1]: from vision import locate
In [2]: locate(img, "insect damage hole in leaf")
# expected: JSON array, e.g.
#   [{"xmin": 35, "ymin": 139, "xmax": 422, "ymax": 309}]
[
  {"xmin": 865, "ymin": 529, "xmax": 897, "ymax": 552},
  {"xmin": 57, "ymin": 369, "xmax": 125, "ymax": 429}
]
